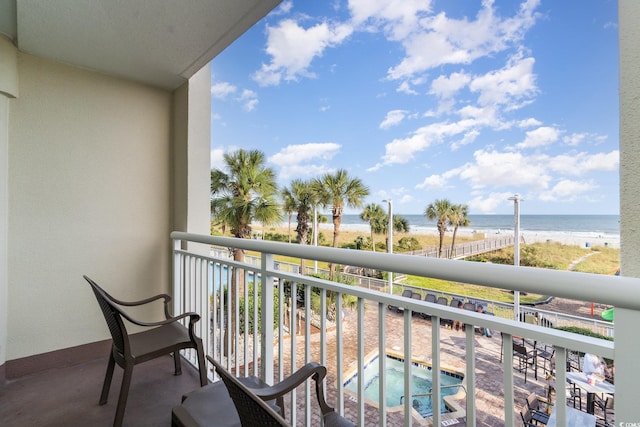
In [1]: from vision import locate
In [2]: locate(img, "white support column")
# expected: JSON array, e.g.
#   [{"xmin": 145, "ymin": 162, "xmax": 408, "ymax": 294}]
[
  {"xmin": 172, "ymin": 64, "xmax": 211, "ymax": 253},
  {"xmin": 0, "ymin": 35, "xmax": 18, "ymax": 368},
  {"xmin": 619, "ymin": 0, "xmax": 640, "ymax": 423}
]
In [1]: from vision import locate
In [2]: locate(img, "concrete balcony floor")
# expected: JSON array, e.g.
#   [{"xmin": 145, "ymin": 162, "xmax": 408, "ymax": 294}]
[{"xmin": 1, "ymin": 354, "xmax": 203, "ymax": 427}]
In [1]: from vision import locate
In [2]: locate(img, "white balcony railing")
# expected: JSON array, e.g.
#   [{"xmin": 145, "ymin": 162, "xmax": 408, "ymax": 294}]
[{"xmin": 172, "ymin": 231, "xmax": 639, "ymax": 427}]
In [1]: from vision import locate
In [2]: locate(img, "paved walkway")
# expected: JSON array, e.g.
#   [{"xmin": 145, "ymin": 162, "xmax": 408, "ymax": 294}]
[{"xmin": 275, "ymin": 300, "xmax": 551, "ymax": 426}]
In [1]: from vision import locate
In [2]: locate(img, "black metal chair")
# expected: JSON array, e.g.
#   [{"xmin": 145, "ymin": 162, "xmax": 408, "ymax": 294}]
[
  {"xmin": 513, "ymin": 341, "xmax": 537, "ymax": 383},
  {"xmin": 84, "ymin": 275, "xmax": 207, "ymax": 427},
  {"xmin": 172, "ymin": 355, "xmax": 355, "ymax": 427},
  {"xmin": 536, "ymin": 344, "xmax": 555, "ymax": 376},
  {"xmin": 388, "ymin": 289, "xmax": 413, "ymax": 312},
  {"xmin": 526, "ymin": 392, "xmax": 551, "ymax": 425},
  {"xmin": 520, "ymin": 407, "xmax": 539, "ymax": 427}
]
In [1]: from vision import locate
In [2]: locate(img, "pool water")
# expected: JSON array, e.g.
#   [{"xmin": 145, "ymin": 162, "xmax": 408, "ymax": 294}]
[{"xmin": 344, "ymin": 355, "xmax": 463, "ymax": 418}]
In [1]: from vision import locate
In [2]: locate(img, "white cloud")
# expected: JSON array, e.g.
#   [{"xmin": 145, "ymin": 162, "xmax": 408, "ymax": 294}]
[
  {"xmin": 380, "ymin": 110, "xmax": 408, "ymax": 129},
  {"xmin": 469, "ymin": 53, "xmax": 537, "ymax": 109},
  {"xmin": 396, "ymin": 81, "xmax": 418, "ymax": 95},
  {"xmin": 547, "ymin": 151, "xmax": 619, "ymax": 175},
  {"xmin": 518, "ymin": 118, "xmax": 542, "ymax": 128},
  {"xmin": 277, "ymin": 163, "xmax": 335, "ymax": 179},
  {"xmin": 211, "ymin": 145, "xmax": 243, "ymax": 170},
  {"xmin": 458, "ymin": 149, "xmax": 551, "ymax": 190},
  {"xmin": 210, "ymin": 147, "xmax": 226, "ymax": 170},
  {"xmin": 269, "ymin": 142, "xmax": 341, "ymax": 165},
  {"xmin": 386, "ymin": 0, "xmax": 540, "ymax": 80},
  {"xmin": 416, "ymin": 174, "xmax": 448, "ymax": 190},
  {"xmin": 515, "ymin": 126, "xmax": 561, "ymax": 149},
  {"xmin": 237, "ymin": 89, "xmax": 258, "ymax": 112},
  {"xmin": 253, "ymin": 19, "xmax": 353, "ymax": 86},
  {"xmin": 430, "ymin": 71, "xmax": 471, "ymax": 99},
  {"xmin": 468, "ymin": 191, "xmax": 515, "ymax": 214},
  {"xmin": 451, "ymin": 129, "xmax": 481, "ymax": 150},
  {"xmin": 563, "ymin": 133, "xmax": 587, "ymax": 146},
  {"xmin": 211, "ymin": 82, "xmax": 237, "ymax": 99},
  {"xmin": 539, "ymin": 179, "xmax": 596, "ymax": 202},
  {"xmin": 268, "ymin": 142, "xmax": 342, "ymax": 178},
  {"xmin": 348, "ymin": 0, "xmax": 432, "ymax": 39},
  {"xmin": 273, "ymin": 0, "xmax": 293, "ymax": 15}
]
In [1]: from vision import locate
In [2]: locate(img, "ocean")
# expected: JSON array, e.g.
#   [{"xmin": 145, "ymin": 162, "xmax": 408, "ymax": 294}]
[{"xmin": 328, "ymin": 214, "xmax": 620, "ymax": 238}]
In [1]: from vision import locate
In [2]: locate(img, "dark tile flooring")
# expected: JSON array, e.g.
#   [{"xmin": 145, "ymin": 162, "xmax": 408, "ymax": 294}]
[{"xmin": 1, "ymin": 354, "xmax": 202, "ymax": 427}]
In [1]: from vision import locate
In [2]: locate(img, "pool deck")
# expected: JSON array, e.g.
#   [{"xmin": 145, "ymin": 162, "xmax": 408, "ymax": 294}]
[{"xmin": 276, "ymin": 299, "xmax": 551, "ymax": 426}]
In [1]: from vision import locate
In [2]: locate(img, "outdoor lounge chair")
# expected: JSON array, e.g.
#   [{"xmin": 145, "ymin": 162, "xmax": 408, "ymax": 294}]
[
  {"xmin": 172, "ymin": 356, "xmax": 355, "ymax": 427},
  {"xmin": 417, "ymin": 293, "xmax": 437, "ymax": 319},
  {"xmin": 462, "ymin": 301, "xmax": 476, "ymax": 311},
  {"xmin": 388, "ymin": 289, "xmax": 413, "ymax": 313},
  {"xmin": 84, "ymin": 275, "xmax": 207, "ymax": 427}
]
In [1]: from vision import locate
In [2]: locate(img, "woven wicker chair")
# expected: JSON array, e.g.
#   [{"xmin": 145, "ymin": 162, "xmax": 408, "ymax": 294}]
[
  {"xmin": 172, "ymin": 355, "xmax": 355, "ymax": 427},
  {"xmin": 84, "ymin": 275, "xmax": 207, "ymax": 427}
]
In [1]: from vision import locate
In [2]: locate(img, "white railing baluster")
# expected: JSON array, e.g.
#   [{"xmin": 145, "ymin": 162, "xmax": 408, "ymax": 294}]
[
  {"xmin": 403, "ymin": 309, "xmax": 412, "ymax": 426},
  {"xmin": 431, "ymin": 316, "xmax": 441, "ymax": 427},
  {"xmin": 502, "ymin": 332, "xmax": 515, "ymax": 426},
  {"xmin": 336, "ymin": 292, "xmax": 344, "ymax": 416},
  {"xmin": 378, "ymin": 302, "xmax": 386, "ymax": 427},
  {"xmin": 465, "ymin": 325, "xmax": 476, "ymax": 425},
  {"xmin": 357, "ymin": 297, "xmax": 365, "ymax": 426}
]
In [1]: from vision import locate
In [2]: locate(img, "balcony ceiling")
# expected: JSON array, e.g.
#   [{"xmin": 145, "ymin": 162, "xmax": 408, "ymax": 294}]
[{"xmin": 3, "ymin": 0, "xmax": 281, "ymax": 90}]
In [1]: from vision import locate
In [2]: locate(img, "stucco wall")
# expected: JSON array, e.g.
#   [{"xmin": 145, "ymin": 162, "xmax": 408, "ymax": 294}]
[{"xmin": 7, "ymin": 53, "xmax": 173, "ymax": 359}]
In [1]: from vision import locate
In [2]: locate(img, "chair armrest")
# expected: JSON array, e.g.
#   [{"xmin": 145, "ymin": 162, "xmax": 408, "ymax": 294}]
[
  {"xmin": 117, "ymin": 310, "xmax": 201, "ymax": 329},
  {"xmin": 245, "ymin": 362, "xmax": 327, "ymax": 401},
  {"xmin": 108, "ymin": 292, "xmax": 171, "ymax": 308}
]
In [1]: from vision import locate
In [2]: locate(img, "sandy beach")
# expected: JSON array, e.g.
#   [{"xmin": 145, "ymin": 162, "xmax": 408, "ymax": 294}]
[{"xmin": 312, "ymin": 222, "xmax": 621, "ymax": 249}]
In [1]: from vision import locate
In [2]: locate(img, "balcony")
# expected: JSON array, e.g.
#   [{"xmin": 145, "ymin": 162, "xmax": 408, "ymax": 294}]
[
  {"xmin": 1, "ymin": 231, "xmax": 633, "ymax": 426},
  {"xmin": 171, "ymin": 232, "xmax": 634, "ymax": 426}
]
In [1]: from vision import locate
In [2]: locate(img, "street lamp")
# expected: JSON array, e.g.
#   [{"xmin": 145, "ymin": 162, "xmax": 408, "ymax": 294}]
[
  {"xmin": 509, "ymin": 194, "xmax": 522, "ymax": 321},
  {"xmin": 382, "ymin": 199, "xmax": 393, "ymax": 294},
  {"xmin": 313, "ymin": 205, "xmax": 318, "ymax": 273}
]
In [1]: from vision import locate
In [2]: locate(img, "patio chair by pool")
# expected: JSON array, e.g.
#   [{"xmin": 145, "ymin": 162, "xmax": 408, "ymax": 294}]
[
  {"xmin": 84, "ymin": 275, "xmax": 207, "ymax": 427},
  {"xmin": 388, "ymin": 289, "xmax": 413, "ymax": 313}
]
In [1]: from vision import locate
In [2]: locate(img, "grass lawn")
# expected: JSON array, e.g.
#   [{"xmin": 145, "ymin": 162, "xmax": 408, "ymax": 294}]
[{"xmin": 213, "ymin": 223, "xmax": 619, "ymax": 305}]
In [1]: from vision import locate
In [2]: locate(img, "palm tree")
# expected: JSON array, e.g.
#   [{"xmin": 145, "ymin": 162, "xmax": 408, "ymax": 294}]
[
  {"xmin": 360, "ymin": 203, "xmax": 385, "ymax": 251},
  {"xmin": 211, "ymin": 150, "xmax": 281, "ymax": 251},
  {"xmin": 282, "ymin": 179, "xmax": 317, "ymax": 273},
  {"xmin": 390, "ymin": 215, "xmax": 411, "ymax": 249},
  {"xmin": 313, "ymin": 169, "xmax": 369, "ymax": 278},
  {"xmin": 425, "ymin": 199, "xmax": 453, "ymax": 258},
  {"xmin": 448, "ymin": 204, "xmax": 470, "ymax": 258},
  {"xmin": 210, "ymin": 149, "xmax": 281, "ymax": 353},
  {"xmin": 280, "ymin": 187, "xmax": 297, "ymax": 243}
]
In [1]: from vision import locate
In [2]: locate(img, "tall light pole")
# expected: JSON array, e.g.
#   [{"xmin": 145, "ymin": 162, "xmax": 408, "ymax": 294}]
[
  {"xmin": 509, "ymin": 194, "xmax": 522, "ymax": 321},
  {"xmin": 313, "ymin": 206, "xmax": 318, "ymax": 273},
  {"xmin": 382, "ymin": 199, "xmax": 393, "ymax": 294}
]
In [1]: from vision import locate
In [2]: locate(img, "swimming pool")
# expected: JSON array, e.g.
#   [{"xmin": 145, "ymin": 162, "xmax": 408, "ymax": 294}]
[{"xmin": 343, "ymin": 353, "xmax": 464, "ymax": 418}]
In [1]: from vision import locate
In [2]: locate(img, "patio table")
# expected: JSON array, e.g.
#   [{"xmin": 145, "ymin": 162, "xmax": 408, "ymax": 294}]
[
  {"xmin": 547, "ymin": 404, "xmax": 595, "ymax": 427},
  {"xmin": 565, "ymin": 371, "xmax": 615, "ymax": 414}
]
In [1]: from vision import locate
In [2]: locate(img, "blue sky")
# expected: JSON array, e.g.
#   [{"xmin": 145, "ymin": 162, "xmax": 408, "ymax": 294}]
[{"xmin": 209, "ymin": 0, "xmax": 619, "ymax": 215}]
